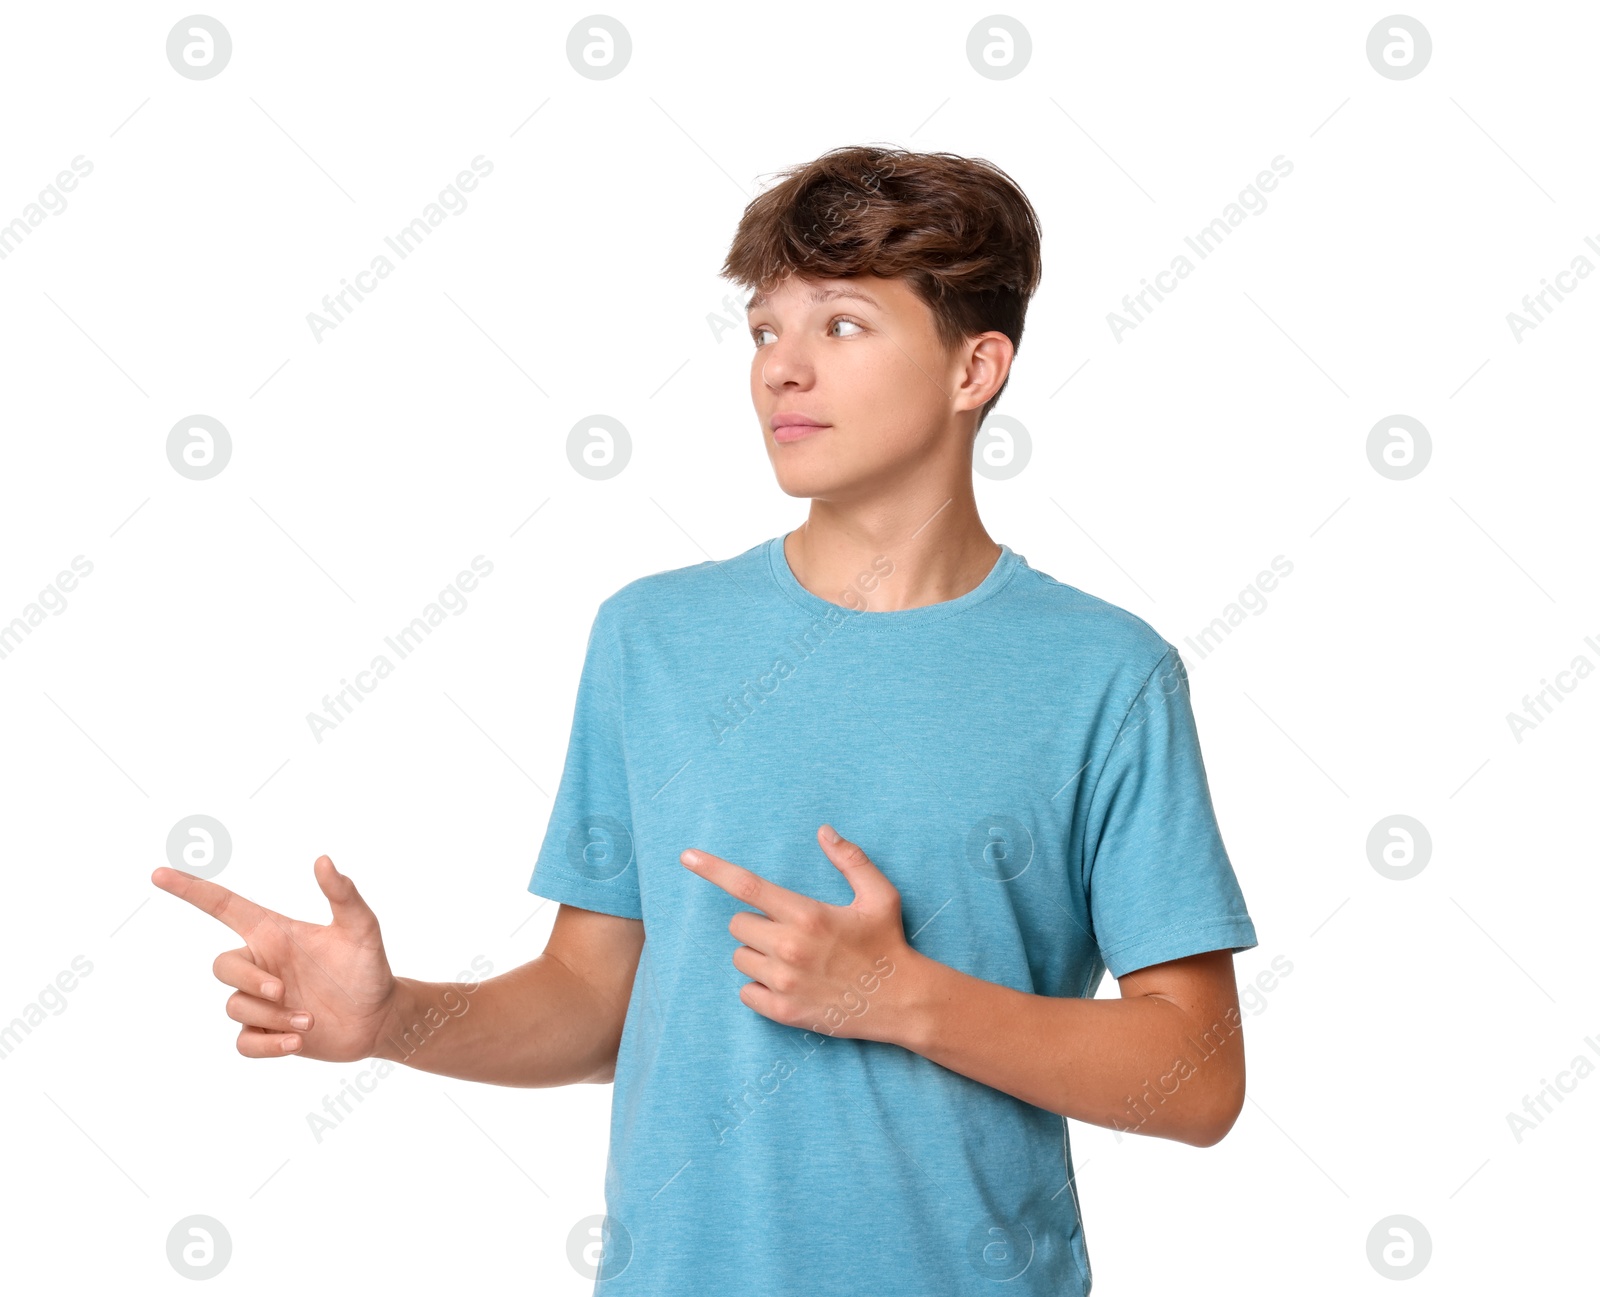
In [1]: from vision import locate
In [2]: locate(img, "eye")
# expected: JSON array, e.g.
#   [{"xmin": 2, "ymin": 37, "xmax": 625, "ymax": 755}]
[{"xmin": 751, "ymin": 316, "xmax": 865, "ymax": 348}]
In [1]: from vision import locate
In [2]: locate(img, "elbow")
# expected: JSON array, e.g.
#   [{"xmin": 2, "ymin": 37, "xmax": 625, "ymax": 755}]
[
  {"xmin": 1189, "ymin": 1078, "xmax": 1246, "ymax": 1148},
  {"xmin": 1189, "ymin": 1114, "xmax": 1237, "ymax": 1149},
  {"xmin": 581, "ymin": 1048, "xmax": 620, "ymax": 1085}
]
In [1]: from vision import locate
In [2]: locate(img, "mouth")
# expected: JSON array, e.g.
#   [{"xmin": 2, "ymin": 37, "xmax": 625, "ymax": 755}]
[{"xmin": 771, "ymin": 417, "xmax": 829, "ymax": 444}]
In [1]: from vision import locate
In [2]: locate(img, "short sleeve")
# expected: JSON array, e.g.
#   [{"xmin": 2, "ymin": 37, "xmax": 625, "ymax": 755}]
[
  {"xmin": 1081, "ymin": 645, "xmax": 1257, "ymax": 978},
  {"xmin": 527, "ymin": 600, "xmax": 643, "ymax": 921}
]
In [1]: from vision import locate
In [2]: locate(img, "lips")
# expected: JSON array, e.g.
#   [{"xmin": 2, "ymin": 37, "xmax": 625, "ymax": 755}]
[{"xmin": 771, "ymin": 414, "xmax": 828, "ymax": 443}]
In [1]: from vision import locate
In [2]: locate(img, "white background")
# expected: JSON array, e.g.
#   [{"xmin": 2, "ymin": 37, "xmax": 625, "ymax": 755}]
[{"xmin": 0, "ymin": 1, "xmax": 1594, "ymax": 1291}]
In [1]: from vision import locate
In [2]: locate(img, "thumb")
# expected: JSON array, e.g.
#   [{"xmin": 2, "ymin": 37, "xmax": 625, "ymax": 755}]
[
  {"xmin": 314, "ymin": 855, "xmax": 380, "ymax": 934},
  {"xmin": 818, "ymin": 825, "xmax": 896, "ymax": 906}
]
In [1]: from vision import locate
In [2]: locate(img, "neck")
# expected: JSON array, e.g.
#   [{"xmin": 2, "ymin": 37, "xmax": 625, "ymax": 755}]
[{"xmin": 785, "ymin": 494, "xmax": 1001, "ymax": 613}]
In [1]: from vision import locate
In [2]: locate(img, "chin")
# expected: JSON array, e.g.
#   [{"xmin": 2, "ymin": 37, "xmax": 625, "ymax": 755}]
[
  {"xmin": 765, "ymin": 447, "xmax": 826, "ymax": 497},
  {"xmin": 769, "ymin": 451, "xmax": 893, "ymax": 501},
  {"xmin": 771, "ymin": 471, "xmax": 830, "ymax": 499}
]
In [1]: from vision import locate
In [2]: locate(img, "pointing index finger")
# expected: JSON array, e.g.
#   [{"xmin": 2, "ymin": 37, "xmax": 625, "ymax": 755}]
[
  {"xmin": 681, "ymin": 850, "xmax": 807, "ymax": 921},
  {"xmin": 151, "ymin": 866, "xmax": 271, "ymax": 941}
]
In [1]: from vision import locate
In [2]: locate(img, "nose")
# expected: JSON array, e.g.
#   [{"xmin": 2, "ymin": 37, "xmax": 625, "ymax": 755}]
[{"xmin": 760, "ymin": 336, "xmax": 812, "ymax": 390}]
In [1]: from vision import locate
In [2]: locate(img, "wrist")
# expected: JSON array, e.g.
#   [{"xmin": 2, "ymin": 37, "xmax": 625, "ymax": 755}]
[
  {"xmin": 371, "ymin": 976, "xmax": 417, "ymax": 1063},
  {"xmin": 882, "ymin": 947, "xmax": 947, "ymax": 1056}
]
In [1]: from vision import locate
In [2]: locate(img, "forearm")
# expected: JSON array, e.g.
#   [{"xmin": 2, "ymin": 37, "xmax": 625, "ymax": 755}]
[
  {"xmin": 888, "ymin": 952, "xmax": 1245, "ymax": 1146},
  {"xmin": 372, "ymin": 955, "xmax": 621, "ymax": 1088}
]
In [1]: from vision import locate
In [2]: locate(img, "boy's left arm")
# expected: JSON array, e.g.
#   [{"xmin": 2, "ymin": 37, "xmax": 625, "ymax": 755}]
[
  {"xmin": 681, "ymin": 825, "xmax": 1247, "ymax": 1148},
  {"xmin": 888, "ymin": 943, "xmax": 1246, "ymax": 1148}
]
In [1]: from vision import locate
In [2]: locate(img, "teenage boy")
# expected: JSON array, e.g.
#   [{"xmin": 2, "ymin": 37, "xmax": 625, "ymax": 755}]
[{"xmin": 155, "ymin": 145, "xmax": 1258, "ymax": 1297}]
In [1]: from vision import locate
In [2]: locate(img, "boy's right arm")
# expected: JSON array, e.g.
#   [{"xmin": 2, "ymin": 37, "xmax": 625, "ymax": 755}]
[
  {"xmin": 152, "ymin": 856, "xmax": 643, "ymax": 1089},
  {"xmin": 377, "ymin": 902, "xmax": 644, "ymax": 1087}
]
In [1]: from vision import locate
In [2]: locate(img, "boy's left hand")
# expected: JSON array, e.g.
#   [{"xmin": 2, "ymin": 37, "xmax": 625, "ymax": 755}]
[{"xmin": 680, "ymin": 824, "xmax": 920, "ymax": 1041}]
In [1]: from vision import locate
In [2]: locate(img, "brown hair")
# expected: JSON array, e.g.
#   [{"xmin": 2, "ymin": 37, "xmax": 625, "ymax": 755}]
[{"xmin": 720, "ymin": 144, "xmax": 1043, "ymax": 426}]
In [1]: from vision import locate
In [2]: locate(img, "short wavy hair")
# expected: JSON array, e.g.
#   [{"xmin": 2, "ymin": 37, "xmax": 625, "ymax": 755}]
[{"xmin": 720, "ymin": 144, "xmax": 1043, "ymax": 426}]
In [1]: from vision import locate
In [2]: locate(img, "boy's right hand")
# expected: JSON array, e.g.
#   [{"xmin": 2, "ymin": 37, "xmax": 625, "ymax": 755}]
[{"xmin": 152, "ymin": 855, "xmax": 401, "ymax": 1062}]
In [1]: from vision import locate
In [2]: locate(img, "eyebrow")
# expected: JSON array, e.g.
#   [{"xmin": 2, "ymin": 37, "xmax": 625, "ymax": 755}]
[{"xmin": 745, "ymin": 285, "xmax": 883, "ymax": 314}]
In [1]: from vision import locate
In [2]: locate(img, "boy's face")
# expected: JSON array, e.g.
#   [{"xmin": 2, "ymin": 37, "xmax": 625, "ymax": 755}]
[{"xmin": 744, "ymin": 273, "xmax": 1003, "ymax": 502}]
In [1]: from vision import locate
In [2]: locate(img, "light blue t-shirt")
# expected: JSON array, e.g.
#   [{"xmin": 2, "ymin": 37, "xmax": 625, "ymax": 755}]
[{"xmin": 528, "ymin": 533, "xmax": 1258, "ymax": 1296}]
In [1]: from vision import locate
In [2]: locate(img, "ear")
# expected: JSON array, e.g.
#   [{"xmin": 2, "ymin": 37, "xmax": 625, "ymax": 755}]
[{"xmin": 955, "ymin": 330, "xmax": 1015, "ymax": 419}]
